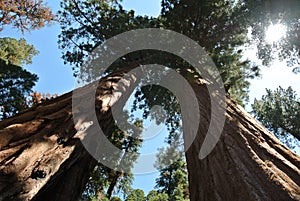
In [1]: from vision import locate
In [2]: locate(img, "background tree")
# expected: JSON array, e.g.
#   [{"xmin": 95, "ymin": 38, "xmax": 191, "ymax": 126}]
[
  {"xmin": 146, "ymin": 190, "xmax": 169, "ymax": 201},
  {"xmin": 110, "ymin": 196, "xmax": 122, "ymax": 201},
  {"xmin": 252, "ymin": 86, "xmax": 300, "ymax": 149},
  {"xmin": 81, "ymin": 120, "xmax": 143, "ymax": 200},
  {"xmin": 154, "ymin": 132, "xmax": 189, "ymax": 201},
  {"xmin": 0, "ymin": 37, "xmax": 39, "ymax": 119},
  {"xmin": 125, "ymin": 189, "xmax": 146, "ymax": 201},
  {"xmin": 0, "ymin": 0, "xmax": 56, "ymax": 33},
  {"xmin": 0, "ymin": 60, "xmax": 37, "ymax": 119},
  {"xmin": 0, "ymin": 37, "xmax": 38, "ymax": 66}
]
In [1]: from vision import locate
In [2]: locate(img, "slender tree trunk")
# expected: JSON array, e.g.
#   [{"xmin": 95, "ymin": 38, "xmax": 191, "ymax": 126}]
[
  {"xmin": 106, "ymin": 171, "xmax": 122, "ymax": 199},
  {"xmin": 0, "ymin": 68, "xmax": 299, "ymax": 201},
  {"xmin": 106, "ymin": 130, "xmax": 139, "ymax": 198}
]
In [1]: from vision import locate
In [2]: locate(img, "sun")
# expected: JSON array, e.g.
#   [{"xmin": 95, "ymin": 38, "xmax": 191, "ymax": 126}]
[{"xmin": 265, "ymin": 23, "xmax": 287, "ymax": 43}]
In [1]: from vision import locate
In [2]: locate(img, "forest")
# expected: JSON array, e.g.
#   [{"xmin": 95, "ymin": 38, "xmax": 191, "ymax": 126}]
[{"xmin": 0, "ymin": 0, "xmax": 299, "ymax": 200}]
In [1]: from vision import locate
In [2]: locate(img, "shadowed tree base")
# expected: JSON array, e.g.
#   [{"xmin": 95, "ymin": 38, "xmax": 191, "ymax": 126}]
[{"xmin": 0, "ymin": 68, "xmax": 299, "ymax": 200}]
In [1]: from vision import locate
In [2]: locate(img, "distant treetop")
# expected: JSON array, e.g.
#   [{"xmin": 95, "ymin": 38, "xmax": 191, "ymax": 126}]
[{"xmin": 0, "ymin": 0, "xmax": 56, "ymax": 33}]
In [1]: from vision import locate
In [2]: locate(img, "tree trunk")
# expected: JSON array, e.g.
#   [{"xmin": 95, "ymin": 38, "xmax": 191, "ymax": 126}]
[
  {"xmin": 0, "ymin": 68, "xmax": 131, "ymax": 201},
  {"xmin": 0, "ymin": 68, "xmax": 299, "ymax": 201},
  {"xmin": 186, "ymin": 82, "xmax": 300, "ymax": 201},
  {"xmin": 0, "ymin": 89, "xmax": 97, "ymax": 201},
  {"xmin": 106, "ymin": 171, "xmax": 122, "ymax": 199}
]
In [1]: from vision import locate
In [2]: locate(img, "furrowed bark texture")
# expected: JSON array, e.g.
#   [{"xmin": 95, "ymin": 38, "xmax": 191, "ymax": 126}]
[
  {"xmin": 186, "ymin": 82, "xmax": 300, "ymax": 201},
  {"xmin": 0, "ymin": 68, "xmax": 299, "ymax": 201},
  {"xmin": 0, "ymin": 69, "xmax": 132, "ymax": 201}
]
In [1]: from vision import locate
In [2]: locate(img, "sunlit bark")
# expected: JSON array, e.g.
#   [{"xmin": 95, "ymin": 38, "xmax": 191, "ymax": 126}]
[{"xmin": 0, "ymin": 68, "xmax": 299, "ymax": 200}]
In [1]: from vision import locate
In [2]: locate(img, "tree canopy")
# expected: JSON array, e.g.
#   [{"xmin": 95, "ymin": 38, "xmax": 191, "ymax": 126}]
[
  {"xmin": 0, "ymin": 0, "xmax": 56, "ymax": 33},
  {"xmin": 0, "ymin": 59, "xmax": 38, "ymax": 119},
  {"xmin": 245, "ymin": 0, "xmax": 300, "ymax": 70},
  {"xmin": 252, "ymin": 86, "xmax": 300, "ymax": 149},
  {"xmin": 0, "ymin": 37, "xmax": 39, "ymax": 66},
  {"xmin": 0, "ymin": 37, "xmax": 39, "ymax": 119}
]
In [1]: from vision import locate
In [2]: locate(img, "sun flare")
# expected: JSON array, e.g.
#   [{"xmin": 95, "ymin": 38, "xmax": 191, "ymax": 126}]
[{"xmin": 265, "ymin": 23, "xmax": 287, "ymax": 43}]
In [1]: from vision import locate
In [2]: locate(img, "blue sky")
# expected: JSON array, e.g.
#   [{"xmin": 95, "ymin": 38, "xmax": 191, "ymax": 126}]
[{"xmin": 1, "ymin": 0, "xmax": 299, "ymax": 197}]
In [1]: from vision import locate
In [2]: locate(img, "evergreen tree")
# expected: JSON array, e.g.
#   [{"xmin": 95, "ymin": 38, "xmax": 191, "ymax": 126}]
[
  {"xmin": 0, "ymin": 37, "xmax": 39, "ymax": 66},
  {"xmin": 0, "ymin": 60, "xmax": 38, "ymax": 119},
  {"xmin": 81, "ymin": 120, "xmax": 143, "ymax": 200},
  {"xmin": 154, "ymin": 132, "xmax": 189, "ymax": 201},
  {"xmin": 146, "ymin": 190, "xmax": 169, "ymax": 201},
  {"xmin": 0, "ymin": 37, "xmax": 39, "ymax": 119},
  {"xmin": 243, "ymin": 0, "xmax": 300, "ymax": 69},
  {"xmin": 58, "ymin": 1, "xmax": 300, "ymax": 200},
  {"xmin": 125, "ymin": 189, "xmax": 146, "ymax": 201},
  {"xmin": 110, "ymin": 196, "xmax": 122, "ymax": 201},
  {"xmin": 252, "ymin": 86, "xmax": 300, "ymax": 149},
  {"xmin": 58, "ymin": 0, "xmax": 261, "ymax": 104}
]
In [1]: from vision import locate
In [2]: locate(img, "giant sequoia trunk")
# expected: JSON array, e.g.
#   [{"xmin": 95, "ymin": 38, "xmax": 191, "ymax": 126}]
[
  {"xmin": 186, "ymin": 82, "xmax": 300, "ymax": 201},
  {"xmin": 0, "ymin": 68, "xmax": 299, "ymax": 201}
]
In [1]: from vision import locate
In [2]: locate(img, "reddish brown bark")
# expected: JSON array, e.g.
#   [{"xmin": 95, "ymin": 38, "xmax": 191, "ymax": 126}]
[
  {"xmin": 0, "ymin": 68, "xmax": 299, "ymax": 200},
  {"xmin": 186, "ymin": 82, "xmax": 300, "ymax": 201},
  {"xmin": 0, "ymin": 69, "xmax": 129, "ymax": 201}
]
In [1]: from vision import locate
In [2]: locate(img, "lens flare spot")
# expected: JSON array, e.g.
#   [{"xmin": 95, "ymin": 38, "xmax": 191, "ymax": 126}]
[{"xmin": 265, "ymin": 23, "xmax": 287, "ymax": 43}]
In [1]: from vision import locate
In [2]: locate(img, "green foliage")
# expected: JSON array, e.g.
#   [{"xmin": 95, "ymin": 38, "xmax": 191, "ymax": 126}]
[
  {"xmin": 172, "ymin": 184, "xmax": 189, "ymax": 201},
  {"xmin": 0, "ymin": 0, "xmax": 55, "ymax": 118},
  {"xmin": 59, "ymin": 0, "xmax": 261, "ymax": 103},
  {"xmin": 0, "ymin": 37, "xmax": 39, "ymax": 119},
  {"xmin": 252, "ymin": 86, "xmax": 300, "ymax": 149},
  {"xmin": 0, "ymin": 37, "xmax": 39, "ymax": 66},
  {"xmin": 58, "ymin": 0, "xmax": 159, "ymax": 79},
  {"xmin": 154, "ymin": 132, "xmax": 189, "ymax": 201},
  {"xmin": 110, "ymin": 196, "xmax": 122, "ymax": 201},
  {"xmin": 0, "ymin": 59, "xmax": 38, "ymax": 119},
  {"xmin": 146, "ymin": 190, "xmax": 169, "ymax": 201},
  {"xmin": 125, "ymin": 189, "xmax": 146, "ymax": 201},
  {"xmin": 155, "ymin": 156, "xmax": 189, "ymax": 200},
  {"xmin": 158, "ymin": 0, "xmax": 260, "ymax": 103},
  {"xmin": 81, "ymin": 121, "xmax": 143, "ymax": 200}
]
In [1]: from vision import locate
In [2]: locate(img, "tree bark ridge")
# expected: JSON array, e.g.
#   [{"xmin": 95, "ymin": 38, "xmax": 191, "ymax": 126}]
[
  {"xmin": 0, "ymin": 68, "xmax": 299, "ymax": 201},
  {"xmin": 186, "ymin": 83, "xmax": 300, "ymax": 201}
]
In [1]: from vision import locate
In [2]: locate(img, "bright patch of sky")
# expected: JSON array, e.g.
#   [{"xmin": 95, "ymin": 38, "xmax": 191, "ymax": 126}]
[
  {"xmin": 265, "ymin": 23, "xmax": 287, "ymax": 44},
  {"xmin": 245, "ymin": 24, "xmax": 300, "ymax": 107},
  {"xmin": 122, "ymin": 0, "xmax": 161, "ymax": 17}
]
